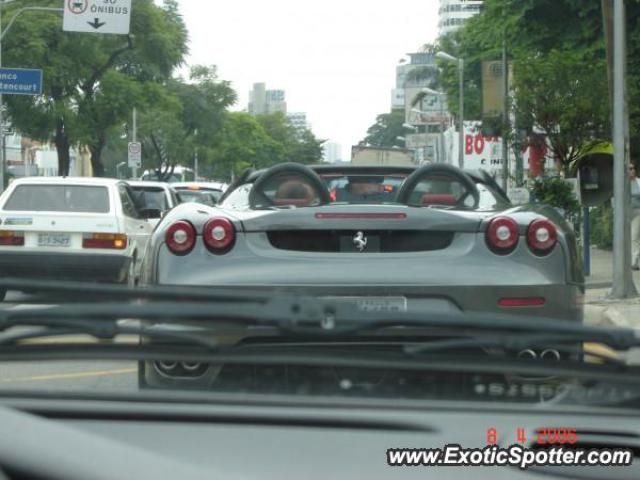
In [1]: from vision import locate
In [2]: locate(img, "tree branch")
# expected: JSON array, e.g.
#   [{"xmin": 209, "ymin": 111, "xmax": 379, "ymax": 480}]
[{"xmin": 81, "ymin": 35, "xmax": 134, "ymax": 94}]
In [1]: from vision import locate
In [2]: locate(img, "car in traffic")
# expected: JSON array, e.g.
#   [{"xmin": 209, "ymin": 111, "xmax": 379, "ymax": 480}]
[
  {"xmin": 137, "ymin": 162, "xmax": 584, "ymax": 387},
  {"xmin": 127, "ymin": 181, "xmax": 180, "ymax": 228},
  {"xmin": 173, "ymin": 181, "xmax": 228, "ymax": 206},
  {"xmin": 0, "ymin": 177, "xmax": 154, "ymax": 301},
  {"xmin": 140, "ymin": 165, "xmax": 196, "ymax": 183}
]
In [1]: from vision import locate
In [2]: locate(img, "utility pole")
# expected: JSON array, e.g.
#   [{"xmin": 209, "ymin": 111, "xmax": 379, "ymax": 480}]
[
  {"xmin": 501, "ymin": 40, "xmax": 509, "ymax": 190},
  {"xmin": 131, "ymin": 107, "xmax": 137, "ymax": 179},
  {"xmin": 610, "ymin": 0, "xmax": 637, "ymax": 298},
  {"xmin": 458, "ymin": 58, "xmax": 464, "ymax": 169},
  {"xmin": 194, "ymin": 128, "xmax": 199, "ymax": 179}
]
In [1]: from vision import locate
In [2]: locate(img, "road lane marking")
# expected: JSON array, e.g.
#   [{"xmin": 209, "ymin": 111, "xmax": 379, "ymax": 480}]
[{"xmin": 1, "ymin": 368, "xmax": 137, "ymax": 383}]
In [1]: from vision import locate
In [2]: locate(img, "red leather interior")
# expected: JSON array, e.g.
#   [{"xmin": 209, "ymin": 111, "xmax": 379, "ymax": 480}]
[{"xmin": 273, "ymin": 198, "xmax": 313, "ymax": 207}]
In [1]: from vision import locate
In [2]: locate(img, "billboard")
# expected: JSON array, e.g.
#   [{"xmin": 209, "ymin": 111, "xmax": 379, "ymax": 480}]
[
  {"xmin": 481, "ymin": 61, "xmax": 513, "ymax": 117},
  {"xmin": 462, "ymin": 122, "xmax": 504, "ymax": 176}
]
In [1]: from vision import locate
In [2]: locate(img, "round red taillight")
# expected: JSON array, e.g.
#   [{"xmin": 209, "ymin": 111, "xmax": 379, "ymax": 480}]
[
  {"xmin": 527, "ymin": 219, "xmax": 557, "ymax": 255},
  {"xmin": 165, "ymin": 221, "xmax": 196, "ymax": 255},
  {"xmin": 486, "ymin": 216, "xmax": 519, "ymax": 254},
  {"xmin": 203, "ymin": 217, "xmax": 235, "ymax": 253}
]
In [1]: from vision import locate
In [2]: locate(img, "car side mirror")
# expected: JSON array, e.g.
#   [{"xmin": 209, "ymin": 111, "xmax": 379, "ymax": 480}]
[{"xmin": 139, "ymin": 208, "xmax": 162, "ymax": 220}]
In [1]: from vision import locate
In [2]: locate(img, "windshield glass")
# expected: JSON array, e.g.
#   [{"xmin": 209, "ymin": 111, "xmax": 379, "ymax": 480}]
[
  {"xmin": 0, "ymin": 0, "xmax": 638, "ymax": 428},
  {"xmin": 130, "ymin": 187, "xmax": 169, "ymax": 211},
  {"xmin": 176, "ymin": 189, "xmax": 220, "ymax": 206},
  {"xmin": 2, "ymin": 185, "xmax": 110, "ymax": 213},
  {"xmin": 323, "ymin": 174, "xmax": 406, "ymax": 204}
]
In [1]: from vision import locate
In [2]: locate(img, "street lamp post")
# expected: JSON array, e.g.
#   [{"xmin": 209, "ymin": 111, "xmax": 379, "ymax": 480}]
[{"xmin": 436, "ymin": 51, "xmax": 464, "ymax": 169}]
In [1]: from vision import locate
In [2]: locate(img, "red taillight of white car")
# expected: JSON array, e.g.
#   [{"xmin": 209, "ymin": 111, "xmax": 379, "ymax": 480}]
[
  {"xmin": 0, "ymin": 230, "xmax": 24, "ymax": 246},
  {"xmin": 165, "ymin": 221, "xmax": 196, "ymax": 255},
  {"xmin": 82, "ymin": 233, "xmax": 127, "ymax": 250},
  {"xmin": 486, "ymin": 216, "xmax": 519, "ymax": 254},
  {"xmin": 527, "ymin": 219, "xmax": 557, "ymax": 255},
  {"xmin": 203, "ymin": 217, "xmax": 235, "ymax": 253}
]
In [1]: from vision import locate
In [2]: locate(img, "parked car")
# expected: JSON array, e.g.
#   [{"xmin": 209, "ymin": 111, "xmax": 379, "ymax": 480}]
[
  {"xmin": 173, "ymin": 181, "xmax": 228, "ymax": 206},
  {"xmin": 0, "ymin": 177, "xmax": 154, "ymax": 300},
  {"xmin": 138, "ymin": 163, "xmax": 584, "ymax": 388},
  {"xmin": 127, "ymin": 181, "xmax": 180, "ymax": 228}
]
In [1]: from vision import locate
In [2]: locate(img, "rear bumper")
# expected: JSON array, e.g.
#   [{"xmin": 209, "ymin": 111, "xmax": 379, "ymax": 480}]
[
  {"xmin": 150, "ymin": 282, "xmax": 584, "ymax": 323},
  {"xmin": 0, "ymin": 251, "xmax": 131, "ymax": 284}
]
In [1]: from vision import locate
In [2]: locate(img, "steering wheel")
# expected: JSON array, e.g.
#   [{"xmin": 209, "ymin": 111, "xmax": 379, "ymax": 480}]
[
  {"xmin": 248, "ymin": 163, "xmax": 331, "ymax": 209},
  {"xmin": 396, "ymin": 164, "xmax": 480, "ymax": 209}
]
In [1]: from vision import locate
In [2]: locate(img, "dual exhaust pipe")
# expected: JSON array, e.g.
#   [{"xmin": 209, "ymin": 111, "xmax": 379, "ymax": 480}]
[
  {"xmin": 154, "ymin": 360, "xmax": 207, "ymax": 378},
  {"xmin": 517, "ymin": 349, "xmax": 561, "ymax": 361}
]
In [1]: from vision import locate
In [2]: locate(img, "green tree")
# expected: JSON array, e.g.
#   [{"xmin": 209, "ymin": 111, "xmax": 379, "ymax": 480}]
[
  {"xmin": 360, "ymin": 110, "xmax": 408, "ymax": 147},
  {"xmin": 206, "ymin": 112, "xmax": 281, "ymax": 180},
  {"xmin": 512, "ymin": 50, "xmax": 610, "ymax": 175},
  {"xmin": 255, "ymin": 112, "xmax": 324, "ymax": 166},
  {"xmin": 3, "ymin": 0, "xmax": 188, "ymax": 176},
  {"xmin": 437, "ymin": 0, "xmax": 613, "ymax": 175},
  {"xmin": 136, "ymin": 66, "xmax": 236, "ymax": 180}
]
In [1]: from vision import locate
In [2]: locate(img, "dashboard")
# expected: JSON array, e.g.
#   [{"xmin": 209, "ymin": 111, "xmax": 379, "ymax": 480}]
[{"xmin": 0, "ymin": 392, "xmax": 637, "ymax": 479}]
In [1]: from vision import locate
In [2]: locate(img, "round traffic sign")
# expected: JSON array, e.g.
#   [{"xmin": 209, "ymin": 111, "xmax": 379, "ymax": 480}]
[
  {"xmin": 128, "ymin": 142, "xmax": 141, "ymax": 154},
  {"xmin": 68, "ymin": 0, "xmax": 89, "ymax": 15}
]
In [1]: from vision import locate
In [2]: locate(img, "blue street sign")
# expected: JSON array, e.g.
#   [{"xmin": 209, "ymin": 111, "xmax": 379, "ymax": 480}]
[{"xmin": 0, "ymin": 68, "xmax": 43, "ymax": 95}]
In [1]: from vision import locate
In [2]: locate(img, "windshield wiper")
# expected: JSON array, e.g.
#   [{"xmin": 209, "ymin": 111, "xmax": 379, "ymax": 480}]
[
  {"xmin": 0, "ymin": 315, "xmax": 218, "ymax": 350},
  {"xmin": 1, "ymin": 295, "xmax": 640, "ymax": 356},
  {"xmin": 0, "ymin": 277, "xmax": 274, "ymax": 303}
]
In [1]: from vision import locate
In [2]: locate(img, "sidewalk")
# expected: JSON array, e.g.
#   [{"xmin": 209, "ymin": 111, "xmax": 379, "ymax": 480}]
[{"xmin": 584, "ymin": 247, "xmax": 640, "ymax": 329}]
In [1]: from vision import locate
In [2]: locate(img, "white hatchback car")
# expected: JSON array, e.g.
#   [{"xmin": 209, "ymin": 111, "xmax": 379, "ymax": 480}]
[{"xmin": 0, "ymin": 177, "xmax": 153, "ymax": 300}]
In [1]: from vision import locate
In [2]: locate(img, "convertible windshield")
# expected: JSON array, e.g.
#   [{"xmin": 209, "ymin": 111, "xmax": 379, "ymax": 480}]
[{"xmin": 323, "ymin": 174, "xmax": 406, "ymax": 204}]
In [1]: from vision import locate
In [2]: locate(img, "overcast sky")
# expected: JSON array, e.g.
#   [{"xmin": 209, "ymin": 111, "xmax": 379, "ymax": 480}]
[{"xmin": 176, "ymin": 1, "xmax": 439, "ymax": 160}]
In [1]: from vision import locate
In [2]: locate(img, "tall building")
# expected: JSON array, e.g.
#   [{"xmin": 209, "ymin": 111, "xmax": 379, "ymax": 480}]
[
  {"xmin": 391, "ymin": 53, "xmax": 440, "ymax": 111},
  {"xmin": 287, "ymin": 112, "xmax": 308, "ymax": 131},
  {"xmin": 248, "ymin": 82, "xmax": 287, "ymax": 115},
  {"xmin": 322, "ymin": 141, "xmax": 342, "ymax": 163},
  {"xmin": 438, "ymin": 0, "xmax": 483, "ymax": 36}
]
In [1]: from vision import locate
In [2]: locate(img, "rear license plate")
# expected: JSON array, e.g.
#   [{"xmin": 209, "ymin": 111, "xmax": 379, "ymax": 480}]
[
  {"xmin": 37, "ymin": 233, "xmax": 71, "ymax": 248},
  {"xmin": 324, "ymin": 296, "xmax": 407, "ymax": 313}
]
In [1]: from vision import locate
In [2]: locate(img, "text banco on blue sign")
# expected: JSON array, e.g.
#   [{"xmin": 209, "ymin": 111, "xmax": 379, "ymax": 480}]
[{"xmin": 0, "ymin": 68, "xmax": 43, "ymax": 95}]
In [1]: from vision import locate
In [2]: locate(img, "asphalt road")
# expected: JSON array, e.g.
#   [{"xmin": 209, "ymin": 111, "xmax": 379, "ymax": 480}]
[{"xmin": 0, "ymin": 290, "xmax": 138, "ymax": 392}]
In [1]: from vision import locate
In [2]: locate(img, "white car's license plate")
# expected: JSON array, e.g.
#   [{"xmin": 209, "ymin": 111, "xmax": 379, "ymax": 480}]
[
  {"xmin": 324, "ymin": 296, "xmax": 408, "ymax": 313},
  {"xmin": 37, "ymin": 233, "xmax": 71, "ymax": 248}
]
